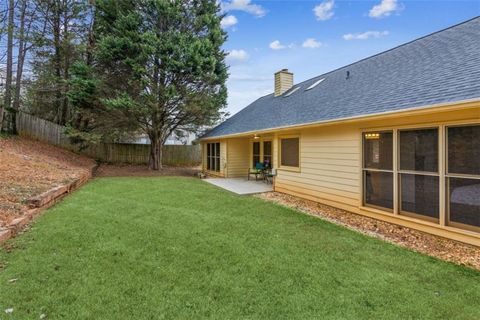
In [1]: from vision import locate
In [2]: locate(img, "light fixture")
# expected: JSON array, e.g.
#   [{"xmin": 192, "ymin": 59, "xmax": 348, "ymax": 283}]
[
  {"xmin": 253, "ymin": 134, "xmax": 260, "ymax": 139},
  {"xmin": 364, "ymin": 133, "xmax": 380, "ymax": 140}
]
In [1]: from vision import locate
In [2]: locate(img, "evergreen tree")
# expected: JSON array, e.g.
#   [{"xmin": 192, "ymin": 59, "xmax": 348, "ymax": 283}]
[
  {"xmin": 28, "ymin": 0, "xmax": 90, "ymax": 125},
  {"xmin": 72, "ymin": 0, "xmax": 228, "ymax": 169}
]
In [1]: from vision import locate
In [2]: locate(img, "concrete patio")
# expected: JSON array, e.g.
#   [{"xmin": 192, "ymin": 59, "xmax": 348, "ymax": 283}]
[{"xmin": 205, "ymin": 178, "xmax": 273, "ymax": 195}]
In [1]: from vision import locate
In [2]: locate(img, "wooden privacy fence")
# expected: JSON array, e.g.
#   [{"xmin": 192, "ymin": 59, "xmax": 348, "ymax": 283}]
[{"xmin": 16, "ymin": 112, "xmax": 201, "ymax": 166}]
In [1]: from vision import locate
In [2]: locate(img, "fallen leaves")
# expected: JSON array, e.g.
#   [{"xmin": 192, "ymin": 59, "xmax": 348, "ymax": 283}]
[{"xmin": 0, "ymin": 136, "xmax": 96, "ymax": 227}]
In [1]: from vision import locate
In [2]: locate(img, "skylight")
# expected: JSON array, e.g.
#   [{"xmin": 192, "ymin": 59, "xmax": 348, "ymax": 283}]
[
  {"xmin": 305, "ymin": 78, "xmax": 325, "ymax": 91},
  {"xmin": 283, "ymin": 86, "xmax": 300, "ymax": 97}
]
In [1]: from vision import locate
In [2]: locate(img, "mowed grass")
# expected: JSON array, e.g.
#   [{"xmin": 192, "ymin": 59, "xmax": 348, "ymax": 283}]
[{"xmin": 1, "ymin": 178, "xmax": 479, "ymax": 319}]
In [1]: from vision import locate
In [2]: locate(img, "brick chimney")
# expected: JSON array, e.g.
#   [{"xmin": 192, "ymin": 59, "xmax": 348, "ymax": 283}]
[{"xmin": 274, "ymin": 69, "xmax": 293, "ymax": 97}]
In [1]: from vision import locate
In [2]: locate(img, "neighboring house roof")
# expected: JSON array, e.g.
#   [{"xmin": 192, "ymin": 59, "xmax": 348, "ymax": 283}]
[{"xmin": 202, "ymin": 17, "xmax": 480, "ymax": 139}]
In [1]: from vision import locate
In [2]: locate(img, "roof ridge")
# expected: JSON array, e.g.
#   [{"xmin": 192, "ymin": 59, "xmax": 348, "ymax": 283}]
[{"xmin": 268, "ymin": 16, "xmax": 480, "ymax": 93}]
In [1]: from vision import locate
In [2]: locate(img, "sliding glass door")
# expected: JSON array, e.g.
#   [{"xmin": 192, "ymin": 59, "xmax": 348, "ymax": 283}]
[{"xmin": 206, "ymin": 142, "xmax": 220, "ymax": 172}]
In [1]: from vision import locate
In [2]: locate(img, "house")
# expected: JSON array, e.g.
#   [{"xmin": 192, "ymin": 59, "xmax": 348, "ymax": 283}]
[
  {"xmin": 120, "ymin": 130, "xmax": 197, "ymax": 145},
  {"xmin": 199, "ymin": 17, "xmax": 480, "ymax": 246}
]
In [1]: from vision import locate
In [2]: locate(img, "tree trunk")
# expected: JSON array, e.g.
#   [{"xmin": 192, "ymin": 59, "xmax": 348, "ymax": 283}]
[
  {"xmin": 53, "ymin": 2, "xmax": 63, "ymax": 124},
  {"xmin": 148, "ymin": 135, "xmax": 163, "ymax": 170},
  {"xmin": 12, "ymin": 0, "xmax": 28, "ymax": 134},
  {"xmin": 1, "ymin": 0, "xmax": 14, "ymax": 132},
  {"xmin": 62, "ymin": 6, "xmax": 70, "ymax": 125}
]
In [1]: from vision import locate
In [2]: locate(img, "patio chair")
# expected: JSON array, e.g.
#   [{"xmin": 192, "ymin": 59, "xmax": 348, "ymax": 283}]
[
  {"xmin": 248, "ymin": 162, "xmax": 265, "ymax": 181},
  {"xmin": 264, "ymin": 168, "xmax": 277, "ymax": 184}
]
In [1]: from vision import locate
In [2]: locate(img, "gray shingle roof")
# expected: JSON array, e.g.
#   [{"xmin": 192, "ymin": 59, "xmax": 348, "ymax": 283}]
[{"xmin": 202, "ymin": 17, "xmax": 480, "ymax": 139}]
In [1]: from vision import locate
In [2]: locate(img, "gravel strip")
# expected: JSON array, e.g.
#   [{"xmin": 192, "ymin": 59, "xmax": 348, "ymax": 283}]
[{"xmin": 256, "ymin": 192, "xmax": 480, "ymax": 270}]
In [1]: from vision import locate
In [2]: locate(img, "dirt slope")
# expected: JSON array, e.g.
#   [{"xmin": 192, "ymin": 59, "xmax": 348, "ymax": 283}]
[{"xmin": 0, "ymin": 136, "xmax": 96, "ymax": 227}]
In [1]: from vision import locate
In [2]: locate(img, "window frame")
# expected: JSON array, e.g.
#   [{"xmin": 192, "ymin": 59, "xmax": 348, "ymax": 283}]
[{"xmin": 278, "ymin": 135, "xmax": 301, "ymax": 172}]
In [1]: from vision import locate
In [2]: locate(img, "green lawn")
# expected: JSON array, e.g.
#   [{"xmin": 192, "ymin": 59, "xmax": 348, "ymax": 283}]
[{"xmin": 1, "ymin": 177, "xmax": 479, "ymax": 319}]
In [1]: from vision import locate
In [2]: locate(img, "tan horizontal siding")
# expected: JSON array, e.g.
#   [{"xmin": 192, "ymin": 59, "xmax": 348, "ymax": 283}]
[
  {"xmin": 301, "ymin": 140, "xmax": 359, "ymax": 147},
  {"xmin": 275, "ymin": 184, "xmax": 358, "ymax": 211},
  {"xmin": 275, "ymin": 126, "xmax": 360, "ymax": 209},
  {"xmin": 275, "ymin": 177, "xmax": 359, "ymax": 199},
  {"xmin": 300, "ymin": 165, "xmax": 359, "ymax": 175},
  {"xmin": 278, "ymin": 169, "xmax": 359, "ymax": 187},
  {"xmin": 226, "ymin": 138, "xmax": 249, "ymax": 178},
  {"xmin": 302, "ymin": 158, "xmax": 359, "ymax": 167}
]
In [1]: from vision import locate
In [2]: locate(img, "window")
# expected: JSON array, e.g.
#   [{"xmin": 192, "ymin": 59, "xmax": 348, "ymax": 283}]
[
  {"xmin": 399, "ymin": 128, "xmax": 439, "ymax": 222},
  {"xmin": 252, "ymin": 141, "xmax": 260, "ymax": 167},
  {"xmin": 263, "ymin": 141, "xmax": 272, "ymax": 168},
  {"xmin": 363, "ymin": 131, "xmax": 393, "ymax": 210},
  {"xmin": 447, "ymin": 125, "xmax": 480, "ymax": 231},
  {"xmin": 206, "ymin": 142, "xmax": 220, "ymax": 172},
  {"xmin": 280, "ymin": 137, "xmax": 299, "ymax": 168}
]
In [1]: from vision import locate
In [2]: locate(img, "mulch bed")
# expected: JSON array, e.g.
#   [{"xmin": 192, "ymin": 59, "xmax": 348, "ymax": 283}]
[
  {"xmin": 256, "ymin": 192, "xmax": 480, "ymax": 270},
  {"xmin": 94, "ymin": 164, "xmax": 200, "ymax": 177},
  {"xmin": 0, "ymin": 136, "xmax": 96, "ymax": 227}
]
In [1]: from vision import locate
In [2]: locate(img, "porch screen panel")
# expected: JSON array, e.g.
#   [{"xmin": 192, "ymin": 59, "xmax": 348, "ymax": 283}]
[
  {"xmin": 399, "ymin": 128, "xmax": 439, "ymax": 222},
  {"xmin": 447, "ymin": 125, "xmax": 480, "ymax": 231},
  {"xmin": 363, "ymin": 131, "xmax": 393, "ymax": 211}
]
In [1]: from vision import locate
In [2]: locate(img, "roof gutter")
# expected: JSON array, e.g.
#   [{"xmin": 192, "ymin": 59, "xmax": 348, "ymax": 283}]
[{"xmin": 199, "ymin": 98, "xmax": 480, "ymax": 141}]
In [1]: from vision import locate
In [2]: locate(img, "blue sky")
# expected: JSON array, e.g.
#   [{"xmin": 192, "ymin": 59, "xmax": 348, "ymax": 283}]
[{"xmin": 220, "ymin": 0, "xmax": 480, "ymax": 116}]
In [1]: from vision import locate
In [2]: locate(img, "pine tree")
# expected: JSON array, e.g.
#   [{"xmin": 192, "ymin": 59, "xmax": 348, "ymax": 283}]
[
  {"xmin": 28, "ymin": 0, "xmax": 89, "ymax": 125},
  {"xmin": 74, "ymin": 0, "xmax": 228, "ymax": 170}
]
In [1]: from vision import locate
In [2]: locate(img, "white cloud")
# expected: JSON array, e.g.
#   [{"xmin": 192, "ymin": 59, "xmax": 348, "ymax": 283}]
[
  {"xmin": 269, "ymin": 40, "xmax": 286, "ymax": 50},
  {"xmin": 269, "ymin": 40, "xmax": 295, "ymax": 50},
  {"xmin": 221, "ymin": 15, "xmax": 238, "ymax": 28},
  {"xmin": 221, "ymin": 0, "xmax": 266, "ymax": 18},
  {"xmin": 226, "ymin": 49, "xmax": 249, "ymax": 63},
  {"xmin": 343, "ymin": 30, "xmax": 389, "ymax": 40},
  {"xmin": 313, "ymin": 0, "xmax": 335, "ymax": 21},
  {"xmin": 369, "ymin": 0, "xmax": 401, "ymax": 18},
  {"xmin": 302, "ymin": 38, "xmax": 322, "ymax": 48}
]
